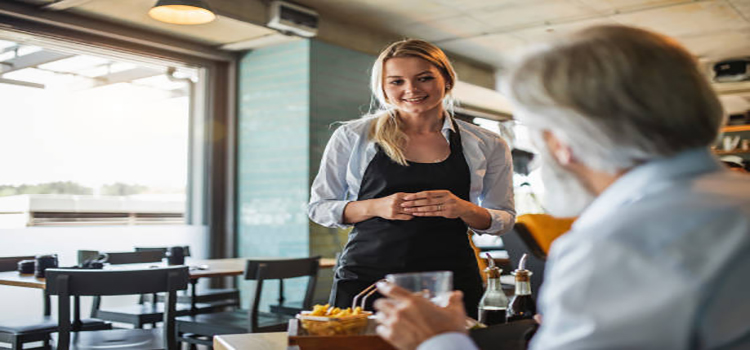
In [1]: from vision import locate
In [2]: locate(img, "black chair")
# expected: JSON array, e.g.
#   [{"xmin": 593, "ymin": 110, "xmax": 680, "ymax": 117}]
[
  {"xmin": 88, "ymin": 250, "xmax": 203, "ymax": 328},
  {"xmin": 134, "ymin": 247, "xmax": 240, "ymax": 312},
  {"xmin": 502, "ymin": 223, "xmax": 548, "ymax": 299},
  {"xmin": 46, "ymin": 266, "xmax": 189, "ymax": 350},
  {"xmin": 176, "ymin": 256, "xmax": 321, "ymax": 348},
  {"xmin": 0, "ymin": 255, "xmax": 55, "ymax": 350},
  {"xmin": 0, "ymin": 256, "xmax": 110, "ymax": 350}
]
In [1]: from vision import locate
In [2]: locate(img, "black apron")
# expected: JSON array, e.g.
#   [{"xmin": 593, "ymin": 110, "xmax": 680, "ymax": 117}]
[{"xmin": 329, "ymin": 120, "xmax": 483, "ymax": 318}]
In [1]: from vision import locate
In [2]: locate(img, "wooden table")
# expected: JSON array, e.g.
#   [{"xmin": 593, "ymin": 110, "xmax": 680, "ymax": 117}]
[
  {"xmin": 214, "ymin": 320, "xmax": 539, "ymax": 350},
  {"xmin": 0, "ymin": 257, "xmax": 336, "ymax": 290},
  {"xmin": 214, "ymin": 332, "xmax": 289, "ymax": 350},
  {"xmin": 0, "ymin": 257, "xmax": 336, "ymax": 328}
]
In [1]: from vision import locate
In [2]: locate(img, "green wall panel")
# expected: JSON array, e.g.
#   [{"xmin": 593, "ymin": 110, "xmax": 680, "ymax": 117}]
[{"xmin": 236, "ymin": 39, "xmax": 374, "ymax": 307}]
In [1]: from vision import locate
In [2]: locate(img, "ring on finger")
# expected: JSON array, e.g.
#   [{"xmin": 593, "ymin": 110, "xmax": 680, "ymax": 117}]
[{"xmin": 438, "ymin": 204, "xmax": 443, "ymax": 211}]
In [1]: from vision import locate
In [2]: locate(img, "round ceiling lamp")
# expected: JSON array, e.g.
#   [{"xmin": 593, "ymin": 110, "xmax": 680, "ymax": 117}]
[{"xmin": 148, "ymin": 0, "xmax": 216, "ymax": 25}]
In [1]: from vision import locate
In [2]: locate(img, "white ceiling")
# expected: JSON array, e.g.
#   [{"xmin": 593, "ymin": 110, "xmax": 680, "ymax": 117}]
[
  {"xmin": 290, "ymin": 0, "xmax": 750, "ymax": 113},
  {"xmin": 33, "ymin": 0, "xmax": 750, "ymax": 67},
  {"xmin": 12, "ymin": 0, "xmax": 750, "ymax": 113},
  {"xmin": 291, "ymin": 0, "xmax": 750, "ymax": 67}
]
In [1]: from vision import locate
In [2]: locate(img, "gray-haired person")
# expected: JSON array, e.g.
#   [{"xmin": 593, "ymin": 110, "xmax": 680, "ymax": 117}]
[{"xmin": 374, "ymin": 25, "xmax": 750, "ymax": 350}]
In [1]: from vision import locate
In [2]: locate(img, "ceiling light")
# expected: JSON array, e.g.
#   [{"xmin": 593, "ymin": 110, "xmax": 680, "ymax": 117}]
[{"xmin": 148, "ymin": 0, "xmax": 216, "ymax": 25}]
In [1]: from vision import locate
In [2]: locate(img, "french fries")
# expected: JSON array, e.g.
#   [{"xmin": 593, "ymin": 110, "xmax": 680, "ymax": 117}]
[
  {"xmin": 298, "ymin": 304, "xmax": 371, "ymax": 336},
  {"xmin": 308, "ymin": 304, "xmax": 365, "ymax": 317}
]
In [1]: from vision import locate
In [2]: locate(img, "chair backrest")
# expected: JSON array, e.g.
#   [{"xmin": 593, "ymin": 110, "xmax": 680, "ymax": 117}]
[
  {"xmin": 515, "ymin": 214, "xmax": 575, "ymax": 255},
  {"xmin": 0, "ymin": 255, "xmax": 36, "ymax": 272},
  {"xmin": 104, "ymin": 250, "xmax": 165, "ymax": 265},
  {"xmin": 135, "ymin": 246, "xmax": 192, "ymax": 257},
  {"xmin": 46, "ymin": 267, "xmax": 189, "ymax": 350},
  {"xmin": 1, "ymin": 255, "xmax": 53, "ymax": 316},
  {"xmin": 503, "ymin": 223, "xmax": 548, "ymax": 300},
  {"xmin": 244, "ymin": 256, "xmax": 321, "ymax": 332}
]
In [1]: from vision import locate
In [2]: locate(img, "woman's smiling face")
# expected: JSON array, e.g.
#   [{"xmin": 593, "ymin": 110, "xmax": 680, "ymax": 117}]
[{"xmin": 383, "ymin": 56, "xmax": 447, "ymax": 117}]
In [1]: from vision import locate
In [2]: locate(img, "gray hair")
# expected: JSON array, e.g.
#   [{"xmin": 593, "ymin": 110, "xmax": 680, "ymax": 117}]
[{"xmin": 505, "ymin": 25, "xmax": 723, "ymax": 173}]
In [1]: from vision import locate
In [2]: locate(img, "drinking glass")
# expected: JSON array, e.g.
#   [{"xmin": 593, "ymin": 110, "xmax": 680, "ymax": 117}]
[{"xmin": 385, "ymin": 270, "xmax": 453, "ymax": 306}]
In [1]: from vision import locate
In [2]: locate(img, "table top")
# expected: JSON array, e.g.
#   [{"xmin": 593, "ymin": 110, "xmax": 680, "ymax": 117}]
[
  {"xmin": 0, "ymin": 257, "xmax": 336, "ymax": 290},
  {"xmin": 214, "ymin": 332, "xmax": 288, "ymax": 350}
]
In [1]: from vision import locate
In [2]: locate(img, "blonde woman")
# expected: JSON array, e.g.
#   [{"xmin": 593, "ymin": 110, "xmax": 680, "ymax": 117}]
[{"xmin": 308, "ymin": 39, "xmax": 515, "ymax": 317}]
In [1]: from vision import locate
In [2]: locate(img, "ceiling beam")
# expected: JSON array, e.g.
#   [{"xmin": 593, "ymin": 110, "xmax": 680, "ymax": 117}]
[
  {"xmin": 0, "ymin": 77, "xmax": 45, "ymax": 89},
  {"xmin": 92, "ymin": 66, "xmax": 163, "ymax": 87},
  {"xmin": 43, "ymin": 0, "xmax": 97, "ymax": 11},
  {"xmin": 0, "ymin": 45, "xmax": 20, "ymax": 55},
  {"xmin": 0, "ymin": 50, "xmax": 73, "ymax": 74}
]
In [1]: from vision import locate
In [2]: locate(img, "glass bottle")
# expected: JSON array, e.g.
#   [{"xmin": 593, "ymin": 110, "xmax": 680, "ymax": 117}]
[
  {"xmin": 506, "ymin": 253, "xmax": 536, "ymax": 322},
  {"xmin": 478, "ymin": 253, "xmax": 509, "ymax": 325}
]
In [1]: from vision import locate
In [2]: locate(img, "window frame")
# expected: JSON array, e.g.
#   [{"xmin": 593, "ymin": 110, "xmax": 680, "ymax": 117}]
[{"xmin": 0, "ymin": 1, "xmax": 238, "ymax": 259}]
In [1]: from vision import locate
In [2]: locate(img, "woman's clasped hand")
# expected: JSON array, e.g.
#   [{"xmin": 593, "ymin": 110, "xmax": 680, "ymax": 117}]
[
  {"xmin": 370, "ymin": 190, "xmax": 468, "ymax": 221},
  {"xmin": 401, "ymin": 190, "xmax": 467, "ymax": 219}
]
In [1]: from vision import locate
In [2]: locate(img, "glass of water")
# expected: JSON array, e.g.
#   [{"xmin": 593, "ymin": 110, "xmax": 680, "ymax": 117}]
[{"xmin": 385, "ymin": 271, "xmax": 453, "ymax": 306}]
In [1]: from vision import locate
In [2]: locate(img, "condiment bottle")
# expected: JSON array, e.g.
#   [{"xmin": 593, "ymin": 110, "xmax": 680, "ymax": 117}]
[
  {"xmin": 506, "ymin": 253, "xmax": 536, "ymax": 322},
  {"xmin": 478, "ymin": 253, "xmax": 509, "ymax": 325}
]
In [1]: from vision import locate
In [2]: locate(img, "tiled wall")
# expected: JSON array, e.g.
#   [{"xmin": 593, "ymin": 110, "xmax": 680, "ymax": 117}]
[
  {"xmin": 237, "ymin": 39, "xmax": 374, "ymax": 308},
  {"xmin": 308, "ymin": 40, "xmax": 373, "ymax": 302},
  {"xmin": 237, "ymin": 40, "xmax": 312, "ymax": 308}
]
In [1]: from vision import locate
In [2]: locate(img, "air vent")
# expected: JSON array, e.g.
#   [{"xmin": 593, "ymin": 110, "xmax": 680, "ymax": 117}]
[{"xmin": 268, "ymin": 1, "xmax": 318, "ymax": 38}]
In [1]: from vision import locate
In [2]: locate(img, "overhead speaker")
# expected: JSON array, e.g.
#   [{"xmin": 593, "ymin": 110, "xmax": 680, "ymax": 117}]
[{"xmin": 713, "ymin": 59, "xmax": 750, "ymax": 82}]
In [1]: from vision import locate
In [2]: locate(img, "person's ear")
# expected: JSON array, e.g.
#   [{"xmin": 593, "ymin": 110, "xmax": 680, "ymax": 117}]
[{"xmin": 542, "ymin": 130, "xmax": 573, "ymax": 166}]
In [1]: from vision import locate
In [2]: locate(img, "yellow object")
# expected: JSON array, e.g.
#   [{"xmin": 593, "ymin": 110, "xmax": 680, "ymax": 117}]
[
  {"xmin": 515, "ymin": 214, "xmax": 576, "ymax": 254},
  {"xmin": 469, "ymin": 232, "xmax": 489, "ymax": 283}
]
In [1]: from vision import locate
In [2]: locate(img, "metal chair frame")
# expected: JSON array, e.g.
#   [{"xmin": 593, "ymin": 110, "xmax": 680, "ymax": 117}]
[
  {"xmin": 46, "ymin": 266, "xmax": 189, "ymax": 350},
  {"xmin": 0, "ymin": 256, "xmax": 52, "ymax": 350},
  {"xmin": 176, "ymin": 256, "xmax": 320, "ymax": 348}
]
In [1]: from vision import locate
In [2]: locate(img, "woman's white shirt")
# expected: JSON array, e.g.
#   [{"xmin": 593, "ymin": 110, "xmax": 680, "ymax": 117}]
[{"xmin": 308, "ymin": 115, "xmax": 516, "ymax": 235}]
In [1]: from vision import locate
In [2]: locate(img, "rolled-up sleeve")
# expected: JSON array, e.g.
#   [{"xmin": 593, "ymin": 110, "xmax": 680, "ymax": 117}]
[
  {"xmin": 471, "ymin": 138, "xmax": 516, "ymax": 235},
  {"xmin": 308, "ymin": 126, "xmax": 354, "ymax": 228}
]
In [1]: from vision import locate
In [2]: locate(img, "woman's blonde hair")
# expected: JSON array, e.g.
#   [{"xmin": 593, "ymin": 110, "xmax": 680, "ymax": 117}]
[{"xmin": 367, "ymin": 39, "xmax": 457, "ymax": 166}]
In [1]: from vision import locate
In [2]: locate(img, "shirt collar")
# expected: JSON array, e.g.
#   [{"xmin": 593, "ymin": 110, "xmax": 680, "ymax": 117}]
[
  {"xmin": 441, "ymin": 112, "xmax": 455, "ymax": 141},
  {"xmin": 573, "ymin": 147, "xmax": 723, "ymax": 232}
]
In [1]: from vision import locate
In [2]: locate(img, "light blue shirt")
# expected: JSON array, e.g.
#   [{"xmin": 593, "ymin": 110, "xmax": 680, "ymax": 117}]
[
  {"xmin": 308, "ymin": 114, "xmax": 516, "ymax": 235},
  {"xmin": 421, "ymin": 148, "xmax": 750, "ymax": 350}
]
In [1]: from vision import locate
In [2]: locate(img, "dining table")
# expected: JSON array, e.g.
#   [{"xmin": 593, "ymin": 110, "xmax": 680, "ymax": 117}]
[
  {"xmin": 0, "ymin": 257, "xmax": 336, "ymax": 329},
  {"xmin": 213, "ymin": 319, "xmax": 538, "ymax": 350},
  {"xmin": 214, "ymin": 332, "xmax": 289, "ymax": 350}
]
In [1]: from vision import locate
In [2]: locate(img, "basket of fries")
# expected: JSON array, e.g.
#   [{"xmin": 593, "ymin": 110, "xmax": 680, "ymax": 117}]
[{"xmin": 296, "ymin": 304, "xmax": 372, "ymax": 336}]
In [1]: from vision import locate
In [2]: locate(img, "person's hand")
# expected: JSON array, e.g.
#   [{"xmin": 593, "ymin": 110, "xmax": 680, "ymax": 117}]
[
  {"xmin": 400, "ymin": 190, "xmax": 469, "ymax": 219},
  {"xmin": 372, "ymin": 192, "xmax": 414, "ymax": 220},
  {"xmin": 534, "ymin": 314, "xmax": 542, "ymax": 325},
  {"xmin": 374, "ymin": 282, "xmax": 467, "ymax": 350}
]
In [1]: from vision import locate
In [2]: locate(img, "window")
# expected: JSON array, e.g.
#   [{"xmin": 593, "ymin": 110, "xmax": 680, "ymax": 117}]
[
  {"xmin": 472, "ymin": 117, "xmax": 546, "ymax": 215},
  {"xmin": 0, "ymin": 37, "xmax": 196, "ymax": 227}
]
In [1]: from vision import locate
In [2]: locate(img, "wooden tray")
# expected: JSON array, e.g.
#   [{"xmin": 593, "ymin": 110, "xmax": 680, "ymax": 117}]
[{"xmin": 287, "ymin": 319, "xmax": 395, "ymax": 350}]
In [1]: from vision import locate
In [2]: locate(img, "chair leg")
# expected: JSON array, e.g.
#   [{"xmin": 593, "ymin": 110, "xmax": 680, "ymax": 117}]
[{"xmin": 11, "ymin": 338, "xmax": 21, "ymax": 350}]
